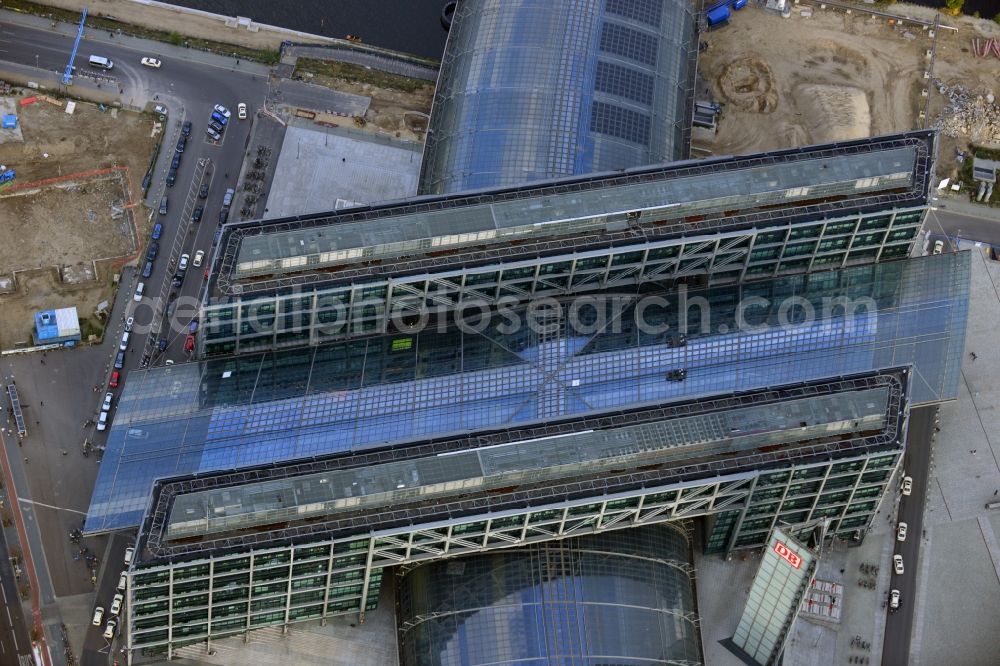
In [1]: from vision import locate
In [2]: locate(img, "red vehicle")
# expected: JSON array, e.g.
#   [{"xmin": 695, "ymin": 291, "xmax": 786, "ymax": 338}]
[
  {"xmin": 109, "ymin": 371, "xmax": 120, "ymax": 388},
  {"xmin": 184, "ymin": 335, "xmax": 195, "ymax": 352}
]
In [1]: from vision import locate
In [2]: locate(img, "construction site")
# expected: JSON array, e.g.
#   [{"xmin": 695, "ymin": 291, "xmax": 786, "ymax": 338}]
[
  {"xmin": 695, "ymin": 3, "xmax": 1000, "ymax": 192},
  {"xmin": 0, "ymin": 93, "xmax": 155, "ymax": 349}
]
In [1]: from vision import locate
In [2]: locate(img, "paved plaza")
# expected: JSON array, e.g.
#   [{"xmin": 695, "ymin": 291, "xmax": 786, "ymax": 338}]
[{"xmin": 264, "ymin": 122, "xmax": 422, "ymax": 219}]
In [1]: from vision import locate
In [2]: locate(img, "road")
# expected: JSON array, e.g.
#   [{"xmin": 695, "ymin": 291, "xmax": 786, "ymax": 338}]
[
  {"xmin": 882, "ymin": 406, "xmax": 935, "ymax": 665},
  {"xmin": 0, "ymin": 523, "xmax": 33, "ymax": 665},
  {"xmin": 926, "ymin": 206, "xmax": 1000, "ymax": 248},
  {"xmin": 80, "ymin": 533, "xmax": 130, "ymax": 666},
  {"xmin": 0, "ymin": 15, "xmax": 274, "ymax": 666},
  {"xmin": 0, "ymin": 20, "xmax": 267, "ymax": 365}
]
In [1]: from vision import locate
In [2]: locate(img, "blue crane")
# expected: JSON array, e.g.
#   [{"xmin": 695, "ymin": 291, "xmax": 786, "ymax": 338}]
[{"xmin": 61, "ymin": 7, "xmax": 88, "ymax": 85}]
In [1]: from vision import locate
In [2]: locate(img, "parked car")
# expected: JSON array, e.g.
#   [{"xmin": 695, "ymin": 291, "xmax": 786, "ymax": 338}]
[
  {"xmin": 117, "ymin": 571, "xmax": 128, "ymax": 591},
  {"xmin": 102, "ymin": 392, "xmax": 113, "ymax": 411},
  {"xmin": 185, "ymin": 335, "xmax": 196, "ymax": 352},
  {"xmin": 92, "ymin": 607, "xmax": 105, "ymax": 626},
  {"xmin": 110, "ymin": 594, "xmax": 123, "ymax": 616},
  {"xmin": 208, "ymin": 120, "xmax": 225, "ymax": 134},
  {"xmin": 219, "ymin": 207, "xmax": 229, "ymax": 224},
  {"xmin": 166, "ymin": 168, "xmax": 177, "ymax": 187},
  {"xmin": 114, "ymin": 351, "xmax": 125, "ymax": 369},
  {"xmin": 192, "ymin": 206, "xmax": 203, "ymax": 223},
  {"xmin": 238, "ymin": 102, "xmax": 247, "ymax": 120},
  {"xmin": 198, "ymin": 183, "xmax": 209, "ymax": 199},
  {"xmin": 170, "ymin": 154, "xmax": 181, "ymax": 170},
  {"xmin": 189, "ymin": 319, "xmax": 199, "ymax": 334},
  {"xmin": 179, "ymin": 253, "xmax": 190, "ymax": 271},
  {"xmin": 210, "ymin": 111, "xmax": 228, "ymax": 126},
  {"xmin": 222, "ymin": 187, "xmax": 235, "ymax": 207},
  {"xmin": 140, "ymin": 57, "xmax": 161, "ymax": 68},
  {"xmin": 124, "ymin": 547, "xmax": 134, "ymax": 565},
  {"xmin": 125, "ymin": 316, "xmax": 134, "ymax": 332},
  {"xmin": 901, "ymin": 476, "xmax": 913, "ymax": 496},
  {"xmin": 152, "ymin": 223, "xmax": 162, "ymax": 240},
  {"xmin": 146, "ymin": 242, "xmax": 159, "ymax": 261},
  {"xmin": 172, "ymin": 274, "xmax": 183, "ymax": 288},
  {"xmin": 897, "ymin": 522, "xmax": 908, "ymax": 542},
  {"xmin": 206, "ymin": 128, "xmax": 221, "ymax": 142},
  {"xmin": 97, "ymin": 410, "xmax": 108, "ymax": 431},
  {"xmin": 133, "ymin": 282, "xmax": 145, "ymax": 302},
  {"xmin": 889, "ymin": 589, "xmax": 900, "ymax": 610},
  {"xmin": 193, "ymin": 250, "xmax": 205, "ymax": 267},
  {"xmin": 175, "ymin": 135, "xmax": 186, "ymax": 153},
  {"xmin": 213, "ymin": 104, "xmax": 231, "ymax": 119},
  {"xmin": 893, "ymin": 554, "xmax": 904, "ymax": 575},
  {"xmin": 142, "ymin": 261, "xmax": 153, "ymax": 278},
  {"xmin": 158, "ymin": 197, "xmax": 168, "ymax": 215},
  {"xmin": 103, "ymin": 619, "xmax": 117, "ymax": 640},
  {"xmin": 119, "ymin": 330, "xmax": 130, "ymax": 351},
  {"xmin": 181, "ymin": 120, "xmax": 192, "ymax": 136},
  {"xmin": 109, "ymin": 371, "xmax": 120, "ymax": 388},
  {"xmin": 157, "ymin": 338, "xmax": 168, "ymax": 351},
  {"xmin": 933, "ymin": 240, "xmax": 944, "ymax": 255}
]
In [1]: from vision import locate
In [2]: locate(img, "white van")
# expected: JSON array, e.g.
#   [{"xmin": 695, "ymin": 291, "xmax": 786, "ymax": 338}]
[{"xmin": 88, "ymin": 55, "xmax": 114, "ymax": 70}]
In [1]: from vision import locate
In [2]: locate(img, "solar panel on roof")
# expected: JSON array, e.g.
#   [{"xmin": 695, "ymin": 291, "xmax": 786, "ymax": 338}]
[{"xmin": 599, "ymin": 23, "xmax": 660, "ymax": 66}]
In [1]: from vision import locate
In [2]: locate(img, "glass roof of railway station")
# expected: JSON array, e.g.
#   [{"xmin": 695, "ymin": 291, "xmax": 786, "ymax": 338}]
[
  {"xmin": 165, "ymin": 386, "xmax": 892, "ymax": 541},
  {"xmin": 417, "ymin": 0, "xmax": 697, "ymax": 195},
  {"xmin": 85, "ymin": 252, "xmax": 969, "ymax": 533},
  {"xmin": 229, "ymin": 133, "xmax": 930, "ymax": 281}
]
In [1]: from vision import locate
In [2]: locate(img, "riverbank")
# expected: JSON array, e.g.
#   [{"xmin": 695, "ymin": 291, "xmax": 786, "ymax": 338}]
[{"xmin": 3, "ymin": 0, "xmax": 439, "ymax": 66}]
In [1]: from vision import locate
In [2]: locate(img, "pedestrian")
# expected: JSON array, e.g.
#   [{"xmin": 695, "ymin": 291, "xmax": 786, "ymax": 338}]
[
  {"xmin": 39, "ymin": 401, "xmax": 43, "ymax": 406},
  {"xmin": 994, "ymin": 489, "xmax": 997, "ymax": 496},
  {"xmin": 40, "ymin": 359, "xmax": 44, "ymax": 365},
  {"xmin": 970, "ymin": 352, "xmax": 977, "ymax": 361},
  {"xmin": 342, "ymin": 157, "xmax": 346, "ymax": 163}
]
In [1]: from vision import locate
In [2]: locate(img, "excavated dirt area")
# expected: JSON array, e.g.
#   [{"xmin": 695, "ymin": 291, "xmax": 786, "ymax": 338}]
[
  {"xmin": 293, "ymin": 60, "xmax": 434, "ymax": 143},
  {"xmin": 0, "ymin": 98, "xmax": 156, "ymax": 348},
  {"xmin": 695, "ymin": 4, "xmax": 1000, "ymax": 170},
  {"xmin": 696, "ymin": 6, "xmax": 929, "ymax": 154}
]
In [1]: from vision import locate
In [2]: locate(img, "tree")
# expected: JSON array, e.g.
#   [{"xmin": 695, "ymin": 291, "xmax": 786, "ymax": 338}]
[{"xmin": 944, "ymin": 0, "xmax": 964, "ymax": 16}]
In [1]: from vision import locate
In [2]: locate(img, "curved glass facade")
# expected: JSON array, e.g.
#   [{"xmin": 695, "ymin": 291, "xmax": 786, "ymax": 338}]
[
  {"xmin": 398, "ymin": 523, "xmax": 702, "ymax": 665},
  {"xmin": 419, "ymin": 0, "xmax": 696, "ymax": 195}
]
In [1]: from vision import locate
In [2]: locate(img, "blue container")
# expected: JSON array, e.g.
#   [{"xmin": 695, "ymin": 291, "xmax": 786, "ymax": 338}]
[
  {"xmin": 733, "ymin": 0, "xmax": 748, "ymax": 9},
  {"xmin": 706, "ymin": 4, "xmax": 730, "ymax": 25}
]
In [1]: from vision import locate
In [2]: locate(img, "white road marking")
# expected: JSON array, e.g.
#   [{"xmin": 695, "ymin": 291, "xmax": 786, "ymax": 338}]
[
  {"xmin": 5, "ymin": 607, "xmax": 10, "ymax": 626},
  {"xmin": 17, "ymin": 498, "xmax": 87, "ymax": 516},
  {"xmin": 0, "ymin": 581, "xmax": 6, "ymax": 602}
]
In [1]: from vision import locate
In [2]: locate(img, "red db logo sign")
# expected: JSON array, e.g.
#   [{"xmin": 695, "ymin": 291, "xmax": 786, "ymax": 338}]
[{"xmin": 773, "ymin": 541, "xmax": 802, "ymax": 569}]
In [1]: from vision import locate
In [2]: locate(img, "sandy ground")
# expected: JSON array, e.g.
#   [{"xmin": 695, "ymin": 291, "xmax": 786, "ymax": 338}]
[
  {"xmin": 696, "ymin": 6, "xmax": 930, "ymax": 155},
  {"xmin": 296, "ymin": 70, "xmax": 433, "ymax": 143},
  {"xmin": 0, "ymin": 97, "xmax": 156, "ymax": 349},
  {"xmin": 0, "ymin": 185, "xmax": 132, "ymax": 272},
  {"xmin": 695, "ymin": 4, "xmax": 1000, "ymax": 175}
]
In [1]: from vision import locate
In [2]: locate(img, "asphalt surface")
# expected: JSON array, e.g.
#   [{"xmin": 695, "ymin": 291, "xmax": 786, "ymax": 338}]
[
  {"xmin": 881, "ymin": 406, "xmax": 935, "ymax": 665},
  {"xmin": 0, "ymin": 15, "xmax": 274, "ymax": 666},
  {"xmin": 80, "ymin": 533, "xmax": 129, "ymax": 666},
  {"xmin": 0, "ymin": 19, "xmax": 268, "ymax": 371},
  {"xmin": 927, "ymin": 206, "xmax": 1000, "ymax": 247},
  {"xmin": 0, "ymin": 523, "xmax": 33, "ymax": 665}
]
